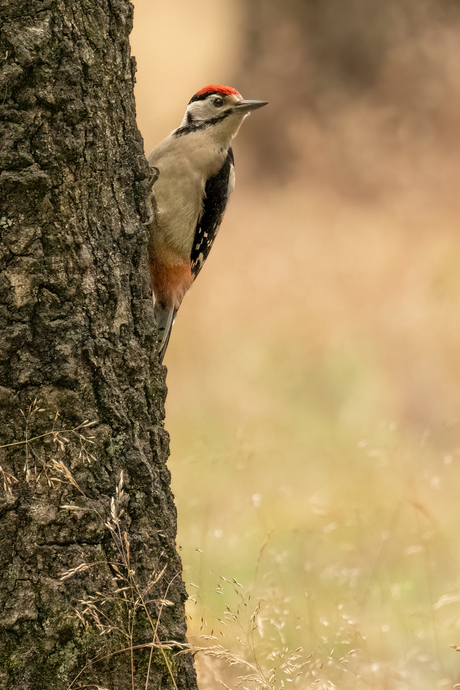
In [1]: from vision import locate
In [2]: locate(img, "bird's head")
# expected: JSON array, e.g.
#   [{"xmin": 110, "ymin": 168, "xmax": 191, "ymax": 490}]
[{"xmin": 179, "ymin": 85, "xmax": 268, "ymax": 143}]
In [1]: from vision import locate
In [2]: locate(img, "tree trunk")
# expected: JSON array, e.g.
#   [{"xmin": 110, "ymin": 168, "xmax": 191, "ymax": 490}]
[{"xmin": 0, "ymin": 2, "xmax": 197, "ymax": 689}]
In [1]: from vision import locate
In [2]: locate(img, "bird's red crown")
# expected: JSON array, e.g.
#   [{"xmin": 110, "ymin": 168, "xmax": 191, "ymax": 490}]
[
  {"xmin": 195, "ymin": 84, "xmax": 240, "ymax": 97},
  {"xmin": 189, "ymin": 85, "xmax": 241, "ymax": 104}
]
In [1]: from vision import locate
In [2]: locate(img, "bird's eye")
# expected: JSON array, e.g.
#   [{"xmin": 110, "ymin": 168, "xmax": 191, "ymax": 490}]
[{"xmin": 213, "ymin": 97, "xmax": 224, "ymax": 108}]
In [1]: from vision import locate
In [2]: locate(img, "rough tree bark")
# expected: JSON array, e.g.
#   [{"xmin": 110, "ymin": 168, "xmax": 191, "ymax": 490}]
[{"xmin": 0, "ymin": 1, "xmax": 198, "ymax": 689}]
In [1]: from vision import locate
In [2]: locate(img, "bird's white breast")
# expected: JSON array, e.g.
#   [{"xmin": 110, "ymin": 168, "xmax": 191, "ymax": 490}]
[{"xmin": 149, "ymin": 132, "xmax": 228, "ymax": 260}]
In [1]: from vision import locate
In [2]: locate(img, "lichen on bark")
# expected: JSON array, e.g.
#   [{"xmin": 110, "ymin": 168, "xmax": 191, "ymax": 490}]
[{"xmin": 0, "ymin": 1, "xmax": 197, "ymax": 688}]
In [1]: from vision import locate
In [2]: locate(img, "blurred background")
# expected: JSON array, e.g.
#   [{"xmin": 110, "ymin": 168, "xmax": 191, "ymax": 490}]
[{"xmin": 131, "ymin": 1, "xmax": 460, "ymax": 687}]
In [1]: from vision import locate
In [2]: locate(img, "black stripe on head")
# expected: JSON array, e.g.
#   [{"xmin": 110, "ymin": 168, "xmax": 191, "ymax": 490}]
[
  {"xmin": 188, "ymin": 90, "xmax": 216, "ymax": 104},
  {"xmin": 174, "ymin": 110, "xmax": 233, "ymax": 138}
]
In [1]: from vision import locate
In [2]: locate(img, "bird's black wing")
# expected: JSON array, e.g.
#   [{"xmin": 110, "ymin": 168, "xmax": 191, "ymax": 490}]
[{"xmin": 190, "ymin": 148, "xmax": 234, "ymax": 278}]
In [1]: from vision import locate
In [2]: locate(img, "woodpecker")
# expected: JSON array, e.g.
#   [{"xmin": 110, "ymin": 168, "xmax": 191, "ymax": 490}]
[{"xmin": 147, "ymin": 84, "xmax": 268, "ymax": 362}]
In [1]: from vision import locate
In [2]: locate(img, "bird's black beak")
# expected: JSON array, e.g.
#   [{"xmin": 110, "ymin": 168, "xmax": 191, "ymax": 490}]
[{"xmin": 234, "ymin": 99, "xmax": 268, "ymax": 112}]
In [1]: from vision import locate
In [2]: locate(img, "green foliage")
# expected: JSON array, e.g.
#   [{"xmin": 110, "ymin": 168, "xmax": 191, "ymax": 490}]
[{"xmin": 169, "ymin": 346, "xmax": 460, "ymax": 689}]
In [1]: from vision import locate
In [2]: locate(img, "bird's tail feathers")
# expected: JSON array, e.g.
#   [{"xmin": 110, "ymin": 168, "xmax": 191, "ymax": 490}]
[{"xmin": 154, "ymin": 302, "xmax": 177, "ymax": 363}]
